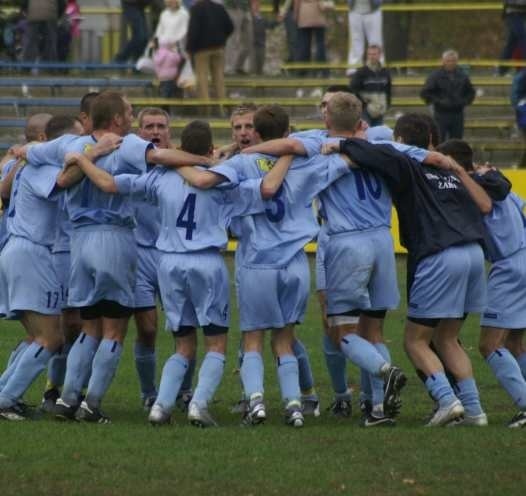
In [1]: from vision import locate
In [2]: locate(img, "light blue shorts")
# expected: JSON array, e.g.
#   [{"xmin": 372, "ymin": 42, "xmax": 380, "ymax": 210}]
[
  {"xmin": 68, "ymin": 226, "xmax": 137, "ymax": 308},
  {"xmin": 53, "ymin": 251, "xmax": 71, "ymax": 310},
  {"xmin": 326, "ymin": 228, "xmax": 399, "ymax": 315},
  {"xmin": 0, "ymin": 235, "xmax": 61, "ymax": 317},
  {"xmin": 482, "ymin": 248, "xmax": 526, "ymax": 329},
  {"xmin": 158, "ymin": 249, "xmax": 229, "ymax": 332},
  {"xmin": 408, "ymin": 242, "xmax": 486, "ymax": 319},
  {"xmin": 134, "ymin": 245, "xmax": 160, "ymax": 309},
  {"xmin": 315, "ymin": 227, "xmax": 329, "ymax": 292},
  {"xmin": 237, "ymin": 250, "xmax": 310, "ymax": 331}
]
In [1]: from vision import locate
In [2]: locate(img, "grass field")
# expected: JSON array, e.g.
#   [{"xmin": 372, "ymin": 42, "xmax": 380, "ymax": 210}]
[{"xmin": 0, "ymin": 255, "xmax": 525, "ymax": 496}]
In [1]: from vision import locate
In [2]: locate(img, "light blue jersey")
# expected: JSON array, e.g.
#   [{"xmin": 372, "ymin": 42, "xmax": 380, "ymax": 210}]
[
  {"xmin": 134, "ymin": 198, "xmax": 161, "ymax": 248},
  {"xmin": 292, "ymin": 129, "xmax": 428, "ymax": 234},
  {"xmin": 28, "ymin": 133, "xmax": 152, "ymax": 229},
  {"xmin": 212, "ymin": 152, "xmax": 350, "ymax": 268},
  {"xmin": 114, "ymin": 166, "xmax": 266, "ymax": 253},
  {"xmin": 52, "ymin": 195, "xmax": 72, "ymax": 253},
  {"xmin": 483, "ymin": 192, "xmax": 526, "ymax": 262},
  {"xmin": 0, "ymin": 159, "xmax": 16, "ymax": 251},
  {"xmin": 6, "ymin": 163, "xmax": 62, "ymax": 247}
]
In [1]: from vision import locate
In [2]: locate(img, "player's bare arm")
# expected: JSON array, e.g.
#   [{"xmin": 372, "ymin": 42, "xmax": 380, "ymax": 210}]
[{"xmin": 260, "ymin": 155, "xmax": 293, "ymax": 199}]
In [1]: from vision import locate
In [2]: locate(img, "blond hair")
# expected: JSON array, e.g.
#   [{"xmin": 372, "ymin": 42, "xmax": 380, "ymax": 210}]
[{"xmin": 326, "ymin": 92, "xmax": 362, "ymax": 133}]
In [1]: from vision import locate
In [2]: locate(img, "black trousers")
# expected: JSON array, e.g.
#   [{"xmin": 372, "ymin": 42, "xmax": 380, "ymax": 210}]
[{"xmin": 434, "ymin": 109, "xmax": 465, "ymax": 142}]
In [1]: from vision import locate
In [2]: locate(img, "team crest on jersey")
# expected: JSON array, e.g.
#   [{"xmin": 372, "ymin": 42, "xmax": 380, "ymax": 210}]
[
  {"xmin": 83, "ymin": 143, "xmax": 94, "ymax": 154},
  {"xmin": 256, "ymin": 158, "xmax": 276, "ymax": 172}
]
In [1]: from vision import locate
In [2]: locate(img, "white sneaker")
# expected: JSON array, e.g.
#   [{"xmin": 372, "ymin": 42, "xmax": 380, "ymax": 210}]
[
  {"xmin": 148, "ymin": 404, "xmax": 171, "ymax": 426},
  {"xmin": 285, "ymin": 400, "xmax": 304, "ymax": 428},
  {"xmin": 188, "ymin": 402, "xmax": 218, "ymax": 428},
  {"xmin": 426, "ymin": 399, "xmax": 464, "ymax": 427},
  {"xmin": 242, "ymin": 393, "xmax": 266, "ymax": 426},
  {"xmin": 447, "ymin": 412, "xmax": 488, "ymax": 427}
]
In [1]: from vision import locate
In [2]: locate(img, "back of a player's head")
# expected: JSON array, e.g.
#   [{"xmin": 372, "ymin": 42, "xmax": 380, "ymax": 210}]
[
  {"xmin": 137, "ymin": 107, "xmax": 170, "ymax": 128},
  {"xmin": 79, "ymin": 91, "xmax": 99, "ymax": 117},
  {"xmin": 25, "ymin": 113, "xmax": 53, "ymax": 142},
  {"xmin": 326, "ymin": 92, "xmax": 362, "ymax": 133},
  {"xmin": 253, "ymin": 105, "xmax": 289, "ymax": 141},
  {"xmin": 90, "ymin": 91, "xmax": 127, "ymax": 130},
  {"xmin": 324, "ymin": 85, "xmax": 352, "ymax": 94},
  {"xmin": 180, "ymin": 120, "xmax": 213, "ymax": 156},
  {"xmin": 418, "ymin": 114, "xmax": 440, "ymax": 149},
  {"xmin": 45, "ymin": 115, "xmax": 82, "ymax": 140},
  {"xmin": 436, "ymin": 139, "xmax": 474, "ymax": 172},
  {"xmin": 230, "ymin": 102, "xmax": 258, "ymax": 123},
  {"xmin": 394, "ymin": 113, "xmax": 430, "ymax": 149}
]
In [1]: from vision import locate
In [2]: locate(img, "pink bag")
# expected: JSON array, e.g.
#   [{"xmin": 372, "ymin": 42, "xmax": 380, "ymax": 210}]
[{"xmin": 153, "ymin": 45, "xmax": 182, "ymax": 81}]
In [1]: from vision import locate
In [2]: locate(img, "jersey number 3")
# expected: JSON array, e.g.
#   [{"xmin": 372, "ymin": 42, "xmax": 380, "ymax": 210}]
[
  {"xmin": 176, "ymin": 193, "xmax": 197, "ymax": 240},
  {"xmin": 265, "ymin": 185, "xmax": 285, "ymax": 223}
]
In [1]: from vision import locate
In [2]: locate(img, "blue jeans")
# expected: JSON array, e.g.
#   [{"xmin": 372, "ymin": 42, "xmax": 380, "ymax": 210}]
[
  {"xmin": 115, "ymin": 4, "xmax": 148, "ymax": 62},
  {"xmin": 297, "ymin": 27, "xmax": 327, "ymax": 76}
]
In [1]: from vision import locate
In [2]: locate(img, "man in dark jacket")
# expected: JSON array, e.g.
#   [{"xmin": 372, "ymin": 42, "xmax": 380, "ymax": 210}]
[
  {"xmin": 186, "ymin": 0, "xmax": 234, "ymax": 100},
  {"xmin": 420, "ymin": 50, "xmax": 476, "ymax": 141},
  {"xmin": 349, "ymin": 44, "xmax": 391, "ymax": 125}
]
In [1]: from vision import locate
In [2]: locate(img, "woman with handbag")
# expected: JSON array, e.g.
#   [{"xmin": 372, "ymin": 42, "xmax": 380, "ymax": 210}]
[
  {"xmin": 293, "ymin": 0, "xmax": 333, "ymax": 76},
  {"xmin": 152, "ymin": 0, "xmax": 190, "ymax": 98}
]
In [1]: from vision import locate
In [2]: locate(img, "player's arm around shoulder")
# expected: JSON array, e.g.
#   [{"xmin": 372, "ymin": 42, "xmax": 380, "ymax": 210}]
[
  {"xmin": 260, "ymin": 155, "xmax": 293, "ymax": 199},
  {"xmin": 59, "ymin": 152, "xmax": 117, "ymax": 192},
  {"xmin": 242, "ymin": 138, "xmax": 307, "ymax": 157}
]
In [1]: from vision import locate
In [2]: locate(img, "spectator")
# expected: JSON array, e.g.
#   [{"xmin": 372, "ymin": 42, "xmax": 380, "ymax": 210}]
[
  {"xmin": 511, "ymin": 68, "xmax": 526, "ymax": 167},
  {"xmin": 152, "ymin": 0, "xmax": 190, "ymax": 98},
  {"xmin": 294, "ymin": 0, "xmax": 330, "ymax": 75},
  {"xmin": 420, "ymin": 50, "xmax": 476, "ymax": 141},
  {"xmin": 186, "ymin": 0, "xmax": 234, "ymax": 100},
  {"xmin": 275, "ymin": 0, "xmax": 298, "ymax": 62},
  {"xmin": 346, "ymin": 0, "xmax": 384, "ymax": 76},
  {"xmin": 57, "ymin": 0, "xmax": 82, "ymax": 62},
  {"xmin": 498, "ymin": 0, "xmax": 526, "ymax": 76},
  {"xmin": 224, "ymin": 0, "xmax": 258, "ymax": 75},
  {"xmin": 349, "ymin": 44, "xmax": 391, "ymax": 125},
  {"xmin": 114, "ymin": 0, "xmax": 152, "ymax": 63},
  {"xmin": 23, "ymin": 0, "xmax": 65, "ymax": 63}
]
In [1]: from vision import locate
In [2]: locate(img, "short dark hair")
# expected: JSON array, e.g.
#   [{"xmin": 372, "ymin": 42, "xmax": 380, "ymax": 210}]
[
  {"xmin": 436, "ymin": 139, "xmax": 474, "ymax": 171},
  {"xmin": 180, "ymin": 120, "xmax": 212, "ymax": 155},
  {"xmin": 90, "ymin": 92, "xmax": 126, "ymax": 130},
  {"xmin": 418, "ymin": 114, "xmax": 441, "ymax": 148},
  {"xmin": 394, "ymin": 113, "xmax": 431, "ymax": 149},
  {"xmin": 45, "ymin": 115, "xmax": 79, "ymax": 140},
  {"xmin": 79, "ymin": 91, "xmax": 99, "ymax": 116},
  {"xmin": 325, "ymin": 84, "xmax": 352, "ymax": 94},
  {"xmin": 253, "ymin": 105, "xmax": 289, "ymax": 141}
]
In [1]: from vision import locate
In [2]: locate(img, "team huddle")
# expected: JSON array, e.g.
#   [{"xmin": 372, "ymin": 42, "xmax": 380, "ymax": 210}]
[{"xmin": 0, "ymin": 86, "xmax": 525, "ymax": 429}]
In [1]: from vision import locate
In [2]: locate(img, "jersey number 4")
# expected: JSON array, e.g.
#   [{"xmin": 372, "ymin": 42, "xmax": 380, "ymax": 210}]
[{"xmin": 176, "ymin": 193, "xmax": 197, "ymax": 240}]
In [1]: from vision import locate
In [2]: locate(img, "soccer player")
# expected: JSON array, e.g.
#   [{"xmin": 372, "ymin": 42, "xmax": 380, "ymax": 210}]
[
  {"xmin": 216, "ymin": 103, "xmax": 259, "ymax": 159},
  {"xmin": 0, "ymin": 113, "xmax": 53, "ymax": 401},
  {"xmin": 64, "ymin": 120, "xmax": 292, "ymax": 427},
  {"xmin": 131, "ymin": 107, "xmax": 183, "ymax": 410},
  {"xmin": 22, "ymin": 92, "xmax": 215, "ymax": 423},
  {"xmin": 323, "ymin": 101, "xmax": 495, "ymax": 426},
  {"xmin": 0, "ymin": 116, "xmax": 86, "ymax": 420},
  {"xmin": 436, "ymin": 139, "xmax": 526, "ymax": 428}
]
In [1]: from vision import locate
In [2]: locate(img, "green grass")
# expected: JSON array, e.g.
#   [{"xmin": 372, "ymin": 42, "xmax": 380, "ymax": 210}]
[{"xmin": 0, "ymin": 255, "xmax": 525, "ymax": 496}]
